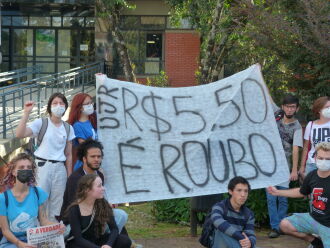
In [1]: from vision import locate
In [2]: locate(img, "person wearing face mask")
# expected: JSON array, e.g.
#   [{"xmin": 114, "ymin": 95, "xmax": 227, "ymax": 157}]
[
  {"xmin": 299, "ymin": 96, "xmax": 330, "ymax": 176},
  {"xmin": 16, "ymin": 93, "xmax": 75, "ymax": 222},
  {"xmin": 267, "ymin": 94, "xmax": 303, "ymax": 238},
  {"xmin": 267, "ymin": 142, "xmax": 330, "ymax": 248},
  {"xmin": 0, "ymin": 153, "xmax": 64, "ymax": 247},
  {"xmin": 68, "ymin": 93, "xmax": 97, "ymax": 171}
]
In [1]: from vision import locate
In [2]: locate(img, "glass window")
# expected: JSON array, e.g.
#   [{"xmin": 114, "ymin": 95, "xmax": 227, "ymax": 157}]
[
  {"xmin": 86, "ymin": 17, "xmax": 95, "ymax": 27},
  {"xmin": 120, "ymin": 16, "xmax": 140, "ymax": 29},
  {"xmin": 12, "ymin": 16, "xmax": 28, "ymax": 26},
  {"xmin": 1, "ymin": 16, "xmax": 11, "ymax": 26},
  {"xmin": 141, "ymin": 16, "xmax": 165, "ymax": 29},
  {"xmin": 36, "ymin": 29, "xmax": 55, "ymax": 57},
  {"xmin": 30, "ymin": 17, "xmax": 51, "ymax": 26},
  {"xmin": 58, "ymin": 30, "xmax": 71, "ymax": 57},
  {"xmin": 1, "ymin": 29, "xmax": 10, "ymax": 56},
  {"xmin": 146, "ymin": 33, "xmax": 162, "ymax": 58},
  {"xmin": 13, "ymin": 29, "xmax": 33, "ymax": 56},
  {"xmin": 52, "ymin": 17, "xmax": 62, "ymax": 27},
  {"xmin": 166, "ymin": 17, "xmax": 193, "ymax": 29},
  {"xmin": 63, "ymin": 17, "xmax": 84, "ymax": 27}
]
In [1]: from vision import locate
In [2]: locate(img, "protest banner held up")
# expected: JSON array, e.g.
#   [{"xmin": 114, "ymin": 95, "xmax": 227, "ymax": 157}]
[{"xmin": 96, "ymin": 64, "xmax": 289, "ymax": 204}]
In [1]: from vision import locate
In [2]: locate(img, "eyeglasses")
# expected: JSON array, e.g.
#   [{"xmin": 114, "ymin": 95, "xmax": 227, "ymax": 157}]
[{"xmin": 283, "ymin": 104, "xmax": 297, "ymax": 109}]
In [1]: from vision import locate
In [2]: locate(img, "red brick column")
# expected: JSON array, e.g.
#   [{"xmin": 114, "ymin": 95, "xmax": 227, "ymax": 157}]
[{"xmin": 165, "ymin": 31, "xmax": 200, "ymax": 87}]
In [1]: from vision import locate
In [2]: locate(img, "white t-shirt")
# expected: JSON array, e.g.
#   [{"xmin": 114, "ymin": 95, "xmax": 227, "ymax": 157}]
[
  {"xmin": 304, "ymin": 120, "xmax": 330, "ymax": 163},
  {"xmin": 28, "ymin": 118, "xmax": 75, "ymax": 161}
]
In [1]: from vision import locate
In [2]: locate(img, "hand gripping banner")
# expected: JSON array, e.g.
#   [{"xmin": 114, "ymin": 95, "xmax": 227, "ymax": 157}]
[{"xmin": 96, "ymin": 64, "xmax": 289, "ymax": 204}]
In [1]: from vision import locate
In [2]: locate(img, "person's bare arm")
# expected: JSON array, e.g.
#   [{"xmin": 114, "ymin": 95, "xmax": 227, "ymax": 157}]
[
  {"xmin": 267, "ymin": 186, "xmax": 304, "ymax": 198},
  {"xmin": 0, "ymin": 216, "xmax": 36, "ymax": 248},
  {"xmin": 290, "ymin": 145, "xmax": 299, "ymax": 181},
  {"xmin": 16, "ymin": 101, "xmax": 34, "ymax": 138},
  {"xmin": 299, "ymin": 139, "xmax": 309, "ymax": 175},
  {"xmin": 65, "ymin": 141, "xmax": 72, "ymax": 177}
]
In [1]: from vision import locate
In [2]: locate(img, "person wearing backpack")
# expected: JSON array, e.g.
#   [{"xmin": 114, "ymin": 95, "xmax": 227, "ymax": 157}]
[
  {"xmin": 209, "ymin": 176, "xmax": 256, "ymax": 248},
  {"xmin": 299, "ymin": 96, "xmax": 330, "ymax": 177},
  {"xmin": 0, "ymin": 153, "xmax": 64, "ymax": 247},
  {"xmin": 16, "ymin": 93, "xmax": 75, "ymax": 222}
]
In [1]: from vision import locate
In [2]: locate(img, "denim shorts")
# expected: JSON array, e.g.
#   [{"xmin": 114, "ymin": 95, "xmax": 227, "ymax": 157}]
[{"xmin": 285, "ymin": 213, "xmax": 330, "ymax": 247}]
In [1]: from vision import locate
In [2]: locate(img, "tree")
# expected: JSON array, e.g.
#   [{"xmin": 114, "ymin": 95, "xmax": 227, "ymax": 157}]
[
  {"xmin": 166, "ymin": 0, "xmax": 249, "ymax": 84},
  {"xmin": 96, "ymin": 0, "xmax": 137, "ymax": 83},
  {"xmin": 167, "ymin": 0, "xmax": 330, "ymax": 118},
  {"xmin": 232, "ymin": 0, "xmax": 330, "ymax": 119}
]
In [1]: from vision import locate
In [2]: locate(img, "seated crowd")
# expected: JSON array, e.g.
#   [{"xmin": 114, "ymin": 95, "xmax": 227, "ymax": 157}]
[{"xmin": 0, "ymin": 92, "xmax": 329, "ymax": 248}]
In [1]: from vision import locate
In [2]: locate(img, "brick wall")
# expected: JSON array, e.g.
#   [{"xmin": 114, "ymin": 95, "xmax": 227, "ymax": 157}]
[{"xmin": 165, "ymin": 31, "xmax": 200, "ymax": 87}]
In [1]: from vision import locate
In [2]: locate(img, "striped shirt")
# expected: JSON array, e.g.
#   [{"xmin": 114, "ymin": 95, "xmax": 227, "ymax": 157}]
[{"xmin": 211, "ymin": 198, "xmax": 256, "ymax": 247}]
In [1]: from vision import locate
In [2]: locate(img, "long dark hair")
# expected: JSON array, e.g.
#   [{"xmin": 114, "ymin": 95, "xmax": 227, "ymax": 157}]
[{"xmin": 65, "ymin": 174, "xmax": 113, "ymax": 238}]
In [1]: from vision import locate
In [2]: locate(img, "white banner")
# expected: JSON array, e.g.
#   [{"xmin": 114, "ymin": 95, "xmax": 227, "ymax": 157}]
[
  {"xmin": 96, "ymin": 64, "xmax": 289, "ymax": 204},
  {"xmin": 27, "ymin": 223, "xmax": 65, "ymax": 248}
]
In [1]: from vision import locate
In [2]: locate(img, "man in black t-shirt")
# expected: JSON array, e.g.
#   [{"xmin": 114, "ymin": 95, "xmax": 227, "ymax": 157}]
[{"xmin": 267, "ymin": 142, "xmax": 330, "ymax": 248}]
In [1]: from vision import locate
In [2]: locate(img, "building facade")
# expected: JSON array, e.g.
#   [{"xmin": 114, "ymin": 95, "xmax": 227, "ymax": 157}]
[{"xmin": 1, "ymin": 0, "xmax": 200, "ymax": 86}]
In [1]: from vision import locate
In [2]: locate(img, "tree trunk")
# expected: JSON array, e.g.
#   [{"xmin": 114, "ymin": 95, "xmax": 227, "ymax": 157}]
[{"xmin": 96, "ymin": 0, "xmax": 137, "ymax": 83}]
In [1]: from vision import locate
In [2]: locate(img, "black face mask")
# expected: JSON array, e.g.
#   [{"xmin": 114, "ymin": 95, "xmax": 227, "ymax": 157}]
[{"xmin": 17, "ymin": 169, "xmax": 34, "ymax": 184}]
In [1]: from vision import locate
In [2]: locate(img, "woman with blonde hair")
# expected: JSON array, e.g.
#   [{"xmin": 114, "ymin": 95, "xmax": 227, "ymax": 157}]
[
  {"xmin": 65, "ymin": 174, "xmax": 131, "ymax": 248},
  {"xmin": 0, "ymin": 153, "xmax": 63, "ymax": 248}
]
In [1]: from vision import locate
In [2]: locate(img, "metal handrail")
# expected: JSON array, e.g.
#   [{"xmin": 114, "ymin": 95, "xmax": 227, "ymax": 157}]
[
  {"xmin": 0, "ymin": 61, "xmax": 103, "ymax": 139},
  {"xmin": 0, "ymin": 65, "xmax": 42, "ymax": 88}
]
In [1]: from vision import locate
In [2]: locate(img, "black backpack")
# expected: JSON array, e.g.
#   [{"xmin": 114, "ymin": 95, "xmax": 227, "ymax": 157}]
[
  {"xmin": 199, "ymin": 212, "xmax": 215, "ymax": 248},
  {"xmin": 199, "ymin": 204, "xmax": 251, "ymax": 248},
  {"xmin": 25, "ymin": 118, "xmax": 70, "ymax": 156},
  {"xmin": 0, "ymin": 187, "xmax": 39, "ymax": 241}
]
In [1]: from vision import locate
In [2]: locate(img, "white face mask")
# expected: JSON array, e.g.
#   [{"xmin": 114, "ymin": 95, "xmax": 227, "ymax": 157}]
[
  {"xmin": 316, "ymin": 159, "xmax": 330, "ymax": 172},
  {"xmin": 321, "ymin": 107, "xmax": 330, "ymax": 119},
  {"xmin": 82, "ymin": 104, "xmax": 94, "ymax": 115},
  {"xmin": 51, "ymin": 105, "xmax": 66, "ymax": 117}
]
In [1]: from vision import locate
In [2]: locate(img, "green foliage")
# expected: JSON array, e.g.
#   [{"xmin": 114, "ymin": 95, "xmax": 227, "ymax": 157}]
[
  {"xmin": 151, "ymin": 198, "xmax": 190, "ymax": 224},
  {"xmin": 146, "ymin": 71, "xmax": 170, "ymax": 87}
]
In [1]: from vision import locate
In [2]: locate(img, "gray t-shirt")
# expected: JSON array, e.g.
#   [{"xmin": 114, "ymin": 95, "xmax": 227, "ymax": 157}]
[{"xmin": 273, "ymin": 104, "xmax": 303, "ymax": 168}]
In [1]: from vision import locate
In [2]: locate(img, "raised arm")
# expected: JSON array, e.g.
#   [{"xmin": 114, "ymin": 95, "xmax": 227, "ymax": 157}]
[{"xmin": 16, "ymin": 101, "xmax": 34, "ymax": 138}]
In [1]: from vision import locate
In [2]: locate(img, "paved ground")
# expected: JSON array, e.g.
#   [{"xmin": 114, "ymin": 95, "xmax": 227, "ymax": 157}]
[{"xmin": 135, "ymin": 232, "xmax": 309, "ymax": 248}]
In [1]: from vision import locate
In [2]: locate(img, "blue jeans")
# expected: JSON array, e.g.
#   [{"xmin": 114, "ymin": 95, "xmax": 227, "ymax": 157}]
[
  {"xmin": 285, "ymin": 213, "xmax": 330, "ymax": 247},
  {"xmin": 266, "ymin": 186, "xmax": 288, "ymax": 231},
  {"xmin": 212, "ymin": 230, "xmax": 241, "ymax": 248},
  {"xmin": 113, "ymin": 208, "xmax": 128, "ymax": 233},
  {"xmin": 305, "ymin": 162, "xmax": 317, "ymax": 176}
]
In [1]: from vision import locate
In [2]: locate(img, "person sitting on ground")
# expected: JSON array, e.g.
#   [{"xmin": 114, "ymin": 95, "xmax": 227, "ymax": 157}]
[
  {"xmin": 60, "ymin": 139, "xmax": 129, "ymax": 235},
  {"xmin": 267, "ymin": 93, "xmax": 303, "ymax": 238},
  {"xmin": 0, "ymin": 153, "xmax": 64, "ymax": 248},
  {"xmin": 210, "ymin": 176, "xmax": 256, "ymax": 248},
  {"xmin": 267, "ymin": 142, "xmax": 330, "ymax": 248},
  {"xmin": 65, "ymin": 174, "xmax": 131, "ymax": 248}
]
